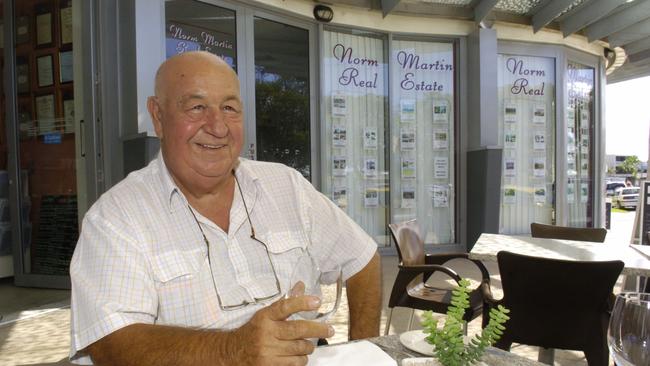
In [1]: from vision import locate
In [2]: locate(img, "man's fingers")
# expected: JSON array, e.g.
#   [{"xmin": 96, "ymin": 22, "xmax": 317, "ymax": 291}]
[
  {"xmin": 288, "ymin": 281, "xmax": 306, "ymax": 297},
  {"xmin": 273, "ymin": 339, "xmax": 316, "ymax": 356},
  {"xmin": 267, "ymin": 295, "xmax": 320, "ymax": 321},
  {"xmin": 276, "ymin": 320, "xmax": 334, "ymax": 341}
]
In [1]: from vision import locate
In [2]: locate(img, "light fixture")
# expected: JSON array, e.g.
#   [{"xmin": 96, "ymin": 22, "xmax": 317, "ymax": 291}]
[{"xmin": 314, "ymin": 4, "xmax": 334, "ymax": 23}]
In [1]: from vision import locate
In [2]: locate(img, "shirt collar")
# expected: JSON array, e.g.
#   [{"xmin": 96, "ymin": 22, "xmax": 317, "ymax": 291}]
[
  {"xmin": 156, "ymin": 151, "xmax": 186, "ymax": 213},
  {"xmin": 157, "ymin": 152, "xmax": 260, "ymax": 214}
]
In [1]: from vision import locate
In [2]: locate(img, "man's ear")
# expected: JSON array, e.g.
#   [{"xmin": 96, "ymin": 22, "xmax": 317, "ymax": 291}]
[{"xmin": 147, "ymin": 96, "xmax": 164, "ymax": 139}]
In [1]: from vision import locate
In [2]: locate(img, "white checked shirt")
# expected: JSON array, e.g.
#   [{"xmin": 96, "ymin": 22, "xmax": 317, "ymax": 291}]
[{"xmin": 69, "ymin": 153, "xmax": 377, "ymax": 364}]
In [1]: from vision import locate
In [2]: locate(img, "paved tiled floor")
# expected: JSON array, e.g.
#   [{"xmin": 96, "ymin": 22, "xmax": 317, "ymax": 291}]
[{"xmin": 0, "ymin": 211, "xmax": 636, "ymax": 365}]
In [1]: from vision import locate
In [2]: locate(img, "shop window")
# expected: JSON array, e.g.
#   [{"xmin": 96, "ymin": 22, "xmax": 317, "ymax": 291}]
[
  {"xmin": 322, "ymin": 29, "xmax": 389, "ymax": 246},
  {"xmin": 164, "ymin": 0, "xmax": 236, "ymax": 69},
  {"xmin": 497, "ymin": 54, "xmax": 556, "ymax": 234},
  {"xmin": 11, "ymin": 0, "xmax": 78, "ymax": 276},
  {"xmin": 566, "ymin": 61, "xmax": 595, "ymax": 227},
  {"xmin": 390, "ymin": 39, "xmax": 456, "ymax": 244},
  {"xmin": 254, "ymin": 18, "xmax": 311, "ymax": 179}
]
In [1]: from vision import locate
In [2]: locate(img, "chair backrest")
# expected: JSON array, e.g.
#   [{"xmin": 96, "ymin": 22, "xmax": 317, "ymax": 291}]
[
  {"xmin": 530, "ymin": 222, "xmax": 607, "ymax": 242},
  {"xmin": 496, "ymin": 251, "xmax": 623, "ymax": 350},
  {"xmin": 388, "ymin": 219, "xmax": 425, "ymax": 265}
]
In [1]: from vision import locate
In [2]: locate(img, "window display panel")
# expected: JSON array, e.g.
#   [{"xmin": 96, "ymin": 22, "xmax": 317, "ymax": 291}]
[
  {"xmin": 566, "ymin": 62, "xmax": 595, "ymax": 227},
  {"xmin": 322, "ymin": 29, "xmax": 389, "ymax": 245},
  {"xmin": 498, "ymin": 54, "xmax": 555, "ymax": 234},
  {"xmin": 390, "ymin": 39, "xmax": 455, "ymax": 244}
]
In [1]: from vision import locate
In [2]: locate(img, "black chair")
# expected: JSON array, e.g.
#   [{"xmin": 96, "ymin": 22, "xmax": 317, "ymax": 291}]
[
  {"xmin": 481, "ymin": 251, "xmax": 624, "ymax": 366},
  {"xmin": 384, "ymin": 219, "xmax": 490, "ymax": 335},
  {"xmin": 530, "ymin": 222, "xmax": 607, "ymax": 242}
]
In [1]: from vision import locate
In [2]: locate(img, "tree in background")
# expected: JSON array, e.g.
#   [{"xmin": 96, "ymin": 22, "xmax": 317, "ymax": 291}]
[{"xmin": 616, "ymin": 155, "xmax": 641, "ymax": 177}]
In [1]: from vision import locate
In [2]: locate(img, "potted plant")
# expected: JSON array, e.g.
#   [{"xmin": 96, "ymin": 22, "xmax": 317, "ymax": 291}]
[{"xmin": 421, "ymin": 279, "xmax": 510, "ymax": 366}]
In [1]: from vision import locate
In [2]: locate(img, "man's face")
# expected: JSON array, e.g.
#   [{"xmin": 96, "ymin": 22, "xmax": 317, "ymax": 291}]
[{"xmin": 150, "ymin": 56, "xmax": 244, "ymax": 190}]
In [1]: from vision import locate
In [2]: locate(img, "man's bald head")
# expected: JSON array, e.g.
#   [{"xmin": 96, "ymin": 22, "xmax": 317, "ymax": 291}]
[{"xmin": 153, "ymin": 51, "xmax": 238, "ymax": 103}]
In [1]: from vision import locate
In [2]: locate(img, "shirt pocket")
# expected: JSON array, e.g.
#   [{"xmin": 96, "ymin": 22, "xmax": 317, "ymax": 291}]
[
  {"xmin": 150, "ymin": 249, "xmax": 212, "ymax": 327},
  {"xmin": 151, "ymin": 250, "xmax": 201, "ymax": 283},
  {"xmin": 263, "ymin": 231, "xmax": 308, "ymax": 293}
]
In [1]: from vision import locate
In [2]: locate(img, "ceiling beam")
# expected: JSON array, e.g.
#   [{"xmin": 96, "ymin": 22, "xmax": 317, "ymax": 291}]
[
  {"xmin": 381, "ymin": 0, "xmax": 401, "ymax": 17},
  {"xmin": 625, "ymin": 35, "xmax": 650, "ymax": 56},
  {"xmin": 608, "ymin": 17, "xmax": 650, "ymax": 47},
  {"xmin": 531, "ymin": 0, "xmax": 575, "ymax": 33},
  {"xmin": 607, "ymin": 61, "xmax": 650, "ymax": 83},
  {"xmin": 628, "ymin": 47, "xmax": 650, "ymax": 63},
  {"xmin": 474, "ymin": 0, "xmax": 499, "ymax": 23},
  {"xmin": 560, "ymin": 0, "xmax": 628, "ymax": 37},
  {"xmin": 585, "ymin": 0, "xmax": 650, "ymax": 42}
]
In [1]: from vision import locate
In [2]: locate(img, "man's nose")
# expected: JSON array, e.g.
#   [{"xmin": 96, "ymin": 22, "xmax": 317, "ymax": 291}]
[{"xmin": 204, "ymin": 108, "xmax": 229, "ymax": 137}]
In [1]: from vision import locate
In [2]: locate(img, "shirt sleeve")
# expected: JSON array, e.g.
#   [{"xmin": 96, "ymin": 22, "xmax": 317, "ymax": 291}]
[
  {"xmin": 294, "ymin": 172, "xmax": 378, "ymax": 281},
  {"xmin": 69, "ymin": 200, "xmax": 157, "ymax": 364}
]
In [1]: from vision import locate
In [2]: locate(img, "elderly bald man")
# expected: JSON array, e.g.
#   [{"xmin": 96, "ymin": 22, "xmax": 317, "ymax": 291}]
[{"xmin": 69, "ymin": 51, "xmax": 381, "ymax": 366}]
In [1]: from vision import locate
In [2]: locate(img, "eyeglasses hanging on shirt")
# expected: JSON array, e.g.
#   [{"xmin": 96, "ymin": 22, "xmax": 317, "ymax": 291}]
[{"xmin": 187, "ymin": 172, "xmax": 282, "ymax": 311}]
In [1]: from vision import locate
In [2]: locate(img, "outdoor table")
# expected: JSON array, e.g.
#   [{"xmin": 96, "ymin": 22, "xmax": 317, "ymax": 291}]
[
  {"xmin": 468, "ymin": 232, "xmax": 650, "ymax": 363},
  {"xmin": 469, "ymin": 233, "xmax": 650, "ymax": 277},
  {"xmin": 365, "ymin": 334, "xmax": 545, "ymax": 365}
]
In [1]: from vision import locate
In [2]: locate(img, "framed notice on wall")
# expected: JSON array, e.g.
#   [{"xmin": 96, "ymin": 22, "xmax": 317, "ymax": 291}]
[
  {"xmin": 59, "ymin": 51, "xmax": 73, "ymax": 83},
  {"xmin": 60, "ymin": 0, "xmax": 73, "ymax": 45},
  {"xmin": 35, "ymin": 94, "xmax": 55, "ymax": 120},
  {"xmin": 37, "ymin": 55, "xmax": 54, "ymax": 87},
  {"xmin": 35, "ymin": 4, "xmax": 53, "ymax": 47}
]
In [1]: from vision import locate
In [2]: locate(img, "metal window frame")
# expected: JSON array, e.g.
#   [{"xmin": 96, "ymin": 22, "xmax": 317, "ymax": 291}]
[{"xmin": 564, "ymin": 48, "xmax": 604, "ymax": 228}]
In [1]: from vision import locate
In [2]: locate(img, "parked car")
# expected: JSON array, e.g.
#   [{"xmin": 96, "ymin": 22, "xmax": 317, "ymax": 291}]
[
  {"xmin": 612, "ymin": 187, "xmax": 640, "ymax": 209},
  {"xmin": 606, "ymin": 182, "xmax": 626, "ymax": 197}
]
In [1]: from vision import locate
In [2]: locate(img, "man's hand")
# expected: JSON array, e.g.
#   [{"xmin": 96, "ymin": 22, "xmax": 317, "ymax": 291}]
[
  {"xmin": 228, "ymin": 295, "xmax": 334, "ymax": 366},
  {"xmin": 86, "ymin": 294, "xmax": 333, "ymax": 366}
]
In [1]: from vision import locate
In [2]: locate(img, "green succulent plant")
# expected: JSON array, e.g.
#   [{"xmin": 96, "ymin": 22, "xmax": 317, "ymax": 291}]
[{"xmin": 421, "ymin": 278, "xmax": 510, "ymax": 366}]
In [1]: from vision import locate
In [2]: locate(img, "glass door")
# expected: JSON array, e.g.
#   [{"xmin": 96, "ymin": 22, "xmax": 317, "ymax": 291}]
[
  {"xmin": 6, "ymin": 0, "xmax": 90, "ymax": 288},
  {"xmin": 0, "ymin": 0, "xmax": 11, "ymax": 279},
  {"xmin": 252, "ymin": 16, "xmax": 314, "ymax": 180}
]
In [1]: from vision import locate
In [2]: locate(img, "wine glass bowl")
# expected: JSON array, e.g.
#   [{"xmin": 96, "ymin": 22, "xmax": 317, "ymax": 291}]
[
  {"xmin": 607, "ymin": 292, "xmax": 650, "ymax": 366},
  {"xmin": 285, "ymin": 248, "xmax": 343, "ymax": 322}
]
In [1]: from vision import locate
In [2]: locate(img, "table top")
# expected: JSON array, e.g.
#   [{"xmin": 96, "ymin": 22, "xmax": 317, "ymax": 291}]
[
  {"xmin": 469, "ymin": 233, "xmax": 650, "ymax": 277},
  {"xmin": 367, "ymin": 335, "xmax": 544, "ymax": 365}
]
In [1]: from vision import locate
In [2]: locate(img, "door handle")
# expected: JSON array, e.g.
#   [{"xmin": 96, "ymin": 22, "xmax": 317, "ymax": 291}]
[{"xmin": 79, "ymin": 119, "xmax": 85, "ymax": 157}]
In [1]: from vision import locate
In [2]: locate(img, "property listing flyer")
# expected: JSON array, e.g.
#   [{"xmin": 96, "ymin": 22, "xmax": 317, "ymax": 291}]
[
  {"xmin": 503, "ymin": 186, "xmax": 516, "ymax": 205},
  {"xmin": 432, "ymin": 185, "xmax": 449, "ymax": 208},
  {"xmin": 364, "ymin": 188, "xmax": 379, "ymax": 208},
  {"xmin": 534, "ymin": 185, "xmax": 546, "ymax": 204},
  {"xmin": 363, "ymin": 127, "xmax": 378, "ymax": 149},
  {"xmin": 433, "ymin": 129, "xmax": 448, "ymax": 150},
  {"xmin": 400, "ymin": 99, "xmax": 416, "ymax": 122},
  {"xmin": 401, "ymin": 185, "xmax": 415, "ymax": 208},
  {"xmin": 434, "ymin": 157, "xmax": 448, "ymax": 179},
  {"xmin": 332, "ymin": 94, "xmax": 347, "ymax": 116}
]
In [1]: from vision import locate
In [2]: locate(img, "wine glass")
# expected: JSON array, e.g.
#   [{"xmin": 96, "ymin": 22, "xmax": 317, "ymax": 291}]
[
  {"xmin": 607, "ymin": 292, "xmax": 650, "ymax": 366},
  {"xmin": 285, "ymin": 248, "xmax": 343, "ymax": 322}
]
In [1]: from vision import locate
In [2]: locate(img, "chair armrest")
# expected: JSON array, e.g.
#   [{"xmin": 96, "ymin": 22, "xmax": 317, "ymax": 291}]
[
  {"xmin": 425, "ymin": 253, "xmax": 491, "ymax": 282},
  {"xmin": 480, "ymin": 278, "xmax": 501, "ymax": 329},
  {"xmin": 398, "ymin": 263, "xmax": 462, "ymax": 283},
  {"xmin": 480, "ymin": 278, "xmax": 500, "ymax": 306}
]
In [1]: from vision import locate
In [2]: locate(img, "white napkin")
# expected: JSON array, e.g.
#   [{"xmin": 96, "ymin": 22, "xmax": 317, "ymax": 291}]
[{"xmin": 307, "ymin": 340, "xmax": 398, "ymax": 366}]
